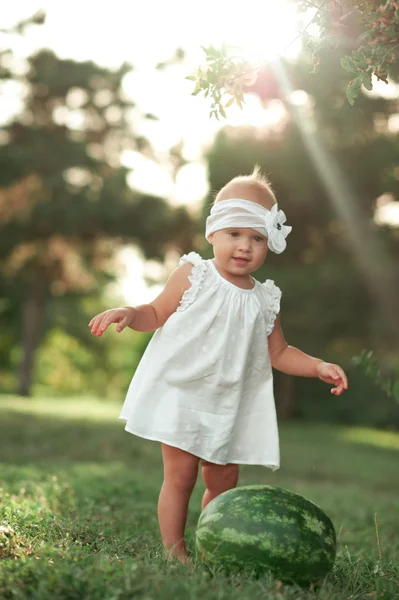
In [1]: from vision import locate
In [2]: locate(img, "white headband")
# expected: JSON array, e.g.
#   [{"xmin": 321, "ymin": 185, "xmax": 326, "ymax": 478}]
[{"xmin": 205, "ymin": 198, "xmax": 292, "ymax": 254}]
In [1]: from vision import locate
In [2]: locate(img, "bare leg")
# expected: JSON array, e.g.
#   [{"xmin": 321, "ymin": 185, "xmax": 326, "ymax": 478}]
[
  {"xmin": 201, "ymin": 462, "xmax": 239, "ymax": 510},
  {"xmin": 158, "ymin": 443, "xmax": 199, "ymax": 563}
]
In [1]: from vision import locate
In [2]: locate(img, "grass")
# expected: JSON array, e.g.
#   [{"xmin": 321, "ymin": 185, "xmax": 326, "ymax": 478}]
[{"xmin": 0, "ymin": 394, "xmax": 398, "ymax": 599}]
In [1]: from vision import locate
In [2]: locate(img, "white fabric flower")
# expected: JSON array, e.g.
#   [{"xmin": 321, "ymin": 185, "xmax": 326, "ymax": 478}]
[{"xmin": 264, "ymin": 204, "xmax": 292, "ymax": 254}]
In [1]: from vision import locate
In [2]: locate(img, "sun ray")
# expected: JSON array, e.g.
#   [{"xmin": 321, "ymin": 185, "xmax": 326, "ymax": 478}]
[{"xmin": 270, "ymin": 59, "xmax": 399, "ymax": 345}]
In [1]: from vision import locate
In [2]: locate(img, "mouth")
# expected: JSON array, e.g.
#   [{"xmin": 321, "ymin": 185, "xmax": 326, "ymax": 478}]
[{"xmin": 233, "ymin": 257, "xmax": 250, "ymax": 266}]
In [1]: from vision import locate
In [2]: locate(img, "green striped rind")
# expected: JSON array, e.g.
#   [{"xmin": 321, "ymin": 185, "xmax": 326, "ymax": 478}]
[{"xmin": 195, "ymin": 485, "xmax": 336, "ymax": 584}]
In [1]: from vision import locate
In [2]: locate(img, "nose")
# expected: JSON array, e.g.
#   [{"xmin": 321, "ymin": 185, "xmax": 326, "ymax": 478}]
[{"xmin": 237, "ymin": 237, "xmax": 251, "ymax": 252}]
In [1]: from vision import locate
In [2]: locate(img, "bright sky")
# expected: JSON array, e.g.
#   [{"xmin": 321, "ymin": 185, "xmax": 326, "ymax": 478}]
[
  {"xmin": 2, "ymin": 1, "xmax": 398, "ymax": 303},
  {"xmin": 2, "ymin": 0, "xmax": 301, "ymax": 175},
  {"xmin": 1, "ymin": 0, "xmax": 303, "ymax": 303}
]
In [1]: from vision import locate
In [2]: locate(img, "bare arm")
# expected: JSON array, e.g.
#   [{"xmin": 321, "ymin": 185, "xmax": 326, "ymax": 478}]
[
  {"xmin": 268, "ymin": 315, "xmax": 348, "ymax": 395},
  {"xmin": 89, "ymin": 262, "xmax": 193, "ymax": 335},
  {"xmin": 132, "ymin": 262, "xmax": 193, "ymax": 331}
]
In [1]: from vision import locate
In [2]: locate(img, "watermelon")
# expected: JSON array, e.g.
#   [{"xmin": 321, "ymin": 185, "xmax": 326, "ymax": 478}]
[{"xmin": 195, "ymin": 485, "xmax": 336, "ymax": 584}]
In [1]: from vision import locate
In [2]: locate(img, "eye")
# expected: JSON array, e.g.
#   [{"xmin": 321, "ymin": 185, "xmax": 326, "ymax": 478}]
[
  {"xmin": 229, "ymin": 231, "xmax": 240, "ymax": 238},
  {"xmin": 254, "ymin": 236, "xmax": 265, "ymax": 243}
]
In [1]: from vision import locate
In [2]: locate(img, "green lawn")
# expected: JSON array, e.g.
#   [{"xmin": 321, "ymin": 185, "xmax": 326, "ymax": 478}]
[{"xmin": 0, "ymin": 395, "xmax": 398, "ymax": 599}]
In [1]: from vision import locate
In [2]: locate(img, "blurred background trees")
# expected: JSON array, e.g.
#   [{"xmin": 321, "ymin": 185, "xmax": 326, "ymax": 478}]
[
  {"xmin": 0, "ymin": 13, "xmax": 194, "ymax": 396},
  {"xmin": 0, "ymin": 5, "xmax": 398, "ymax": 429},
  {"xmin": 200, "ymin": 46, "xmax": 399, "ymax": 423}
]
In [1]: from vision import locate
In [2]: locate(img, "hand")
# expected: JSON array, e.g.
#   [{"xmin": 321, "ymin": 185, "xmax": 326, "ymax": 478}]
[
  {"xmin": 316, "ymin": 361, "xmax": 348, "ymax": 396},
  {"xmin": 89, "ymin": 307, "xmax": 135, "ymax": 337}
]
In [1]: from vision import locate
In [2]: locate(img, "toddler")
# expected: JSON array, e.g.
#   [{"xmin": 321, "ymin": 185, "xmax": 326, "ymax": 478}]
[{"xmin": 89, "ymin": 168, "xmax": 348, "ymax": 564}]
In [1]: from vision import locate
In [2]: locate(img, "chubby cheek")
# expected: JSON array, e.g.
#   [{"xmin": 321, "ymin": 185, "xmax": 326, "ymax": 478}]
[
  {"xmin": 212, "ymin": 239, "xmax": 234, "ymax": 262},
  {"xmin": 253, "ymin": 246, "xmax": 268, "ymax": 265},
  {"xmin": 214, "ymin": 246, "xmax": 231, "ymax": 264}
]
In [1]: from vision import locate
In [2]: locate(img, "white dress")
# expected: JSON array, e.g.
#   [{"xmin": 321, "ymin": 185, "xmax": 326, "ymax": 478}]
[{"xmin": 119, "ymin": 252, "xmax": 282, "ymax": 470}]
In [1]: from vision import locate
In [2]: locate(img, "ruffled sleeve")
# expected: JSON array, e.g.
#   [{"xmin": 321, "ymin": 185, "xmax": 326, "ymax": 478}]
[
  {"xmin": 176, "ymin": 252, "xmax": 207, "ymax": 312},
  {"xmin": 261, "ymin": 279, "xmax": 282, "ymax": 336}
]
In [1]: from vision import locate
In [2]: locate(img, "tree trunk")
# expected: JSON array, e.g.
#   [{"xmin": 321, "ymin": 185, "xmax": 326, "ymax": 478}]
[
  {"xmin": 18, "ymin": 274, "xmax": 47, "ymax": 396},
  {"xmin": 276, "ymin": 372, "xmax": 296, "ymax": 420}
]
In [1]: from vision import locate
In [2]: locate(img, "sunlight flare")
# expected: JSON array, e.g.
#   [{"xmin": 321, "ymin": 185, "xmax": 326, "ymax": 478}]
[
  {"xmin": 211, "ymin": 0, "xmax": 301, "ymax": 64},
  {"xmin": 270, "ymin": 58, "xmax": 399, "ymax": 343}
]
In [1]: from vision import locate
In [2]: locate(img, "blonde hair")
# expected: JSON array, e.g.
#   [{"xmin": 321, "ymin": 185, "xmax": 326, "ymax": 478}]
[{"xmin": 214, "ymin": 166, "xmax": 277, "ymax": 209}]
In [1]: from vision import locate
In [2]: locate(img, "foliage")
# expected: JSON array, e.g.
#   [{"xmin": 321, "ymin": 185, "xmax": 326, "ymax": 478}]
[
  {"xmin": 203, "ymin": 100, "xmax": 399, "ymax": 346},
  {"xmin": 0, "ymin": 396, "xmax": 399, "ymax": 598},
  {"xmin": 0, "ymin": 12, "xmax": 194, "ymax": 395},
  {"xmin": 33, "ymin": 322, "xmax": 152, "ymax": 399},
  {"xmin": 295, "ymin": 367, "xmax": 399, "ymax": 428},
  {"xmin": 187, "ymin": 1, "xmax": 399, "ymax": 118},
  {"xmin": 199, "ymin": 43, "xmax": 399, "ymax": 424},
  {"xmin": 352, "ymin": 349, "xmax": 399, "ymax": 404},
  {"xmin": 186, "ymin": 46, "xmax": 256, "ymax": 120},
  {"xmin": 304, "ymin": 0, "xmax": 399, "ymax": 105}
]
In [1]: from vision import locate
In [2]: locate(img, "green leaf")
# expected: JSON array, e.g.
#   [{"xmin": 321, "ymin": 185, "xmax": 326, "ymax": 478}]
[
  {"xmin": 185, "ymin": 75, "xmax": 196, "ymax": 81},
  {"xmin": 201, "ymin": 45, "xmax": 221, "ymax": 60},
  {"xmin": 225, "ymin": 96, "xmax": 235, "ymax": 108},
  {"xmin": 361, "ymin": 71, "xmax": 373, "ymax": 91},
  {"xmin": 357, "ymin": 30, "xmax": 372, "ymax": 43},
  {"xmin": 352, "ymin": 50, "xmax": 368, "ymax": 68},
  {"xmin": 359, "ymin": 44, "xmax": 373, "ymax": 57},
  {"xmin": 346, "ymin": 77, "xmax": 362, "ymax": 105},
  {"xmin": 352, "ymin": 51, "xmax": 364, "ymax": 61},
  {"xmin": 353, "ymin": 56, "xmax": 369, "ymax": 69},
  {"xmin": 341, "ymin": 56, "xmax": 359, "ymax": 75},
  {"xmin": 206, "ymin": 70, "xmax": 217, "ymax": 84},
  {"xmin": 192, "ymin": 80, "xmax": 204, "ymax": 95}
]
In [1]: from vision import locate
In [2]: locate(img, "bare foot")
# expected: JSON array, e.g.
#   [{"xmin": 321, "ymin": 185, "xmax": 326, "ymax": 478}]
[
  {"xmin": 177, "ymin": 555, "xmax": 195, "ymax": 572},
  {"xmin": 165, "ymin": 551, "xmax": 194, "ymax": 569},
  {"xmin": 177, "ymin": 555, "xmax": 193, "ymax": 566}
]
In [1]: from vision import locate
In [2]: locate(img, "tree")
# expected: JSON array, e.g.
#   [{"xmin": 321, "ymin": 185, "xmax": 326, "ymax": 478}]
[
  {"xmin": 200, "ymin": 48, "xmax": 399, "ymax": 421},
  {"xmin": 0, "ymin": 14, "xmax": 195, "ymax": 395},
  {"xmin": 188, "ymin": 1, "xmax": 399, "ymax": 118}
]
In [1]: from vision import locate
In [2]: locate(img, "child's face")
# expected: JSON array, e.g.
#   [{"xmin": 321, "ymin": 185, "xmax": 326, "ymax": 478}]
[{"xmin": 209, "ymin": 227, "xmax": 268, "ymax": 276}]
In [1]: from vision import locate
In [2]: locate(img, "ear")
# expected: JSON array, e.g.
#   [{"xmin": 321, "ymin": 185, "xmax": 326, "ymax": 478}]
[{"xmin": 208, "ymin": 233, "xmax": 214, "ymax": 244}]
